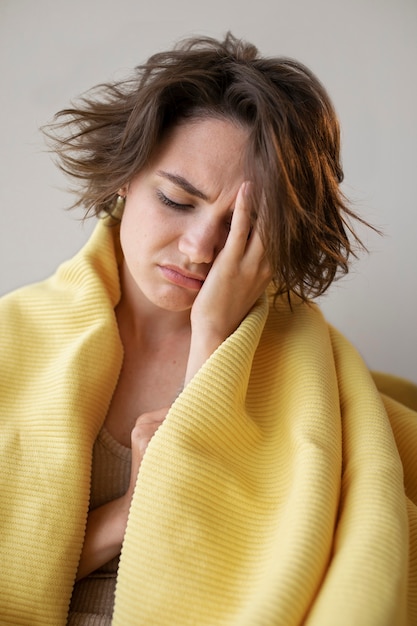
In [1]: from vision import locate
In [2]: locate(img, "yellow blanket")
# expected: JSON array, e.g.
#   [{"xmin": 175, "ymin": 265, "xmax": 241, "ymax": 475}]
[{"xmin": 1, "ymin": 219, "xmax": 416, "ymax": 625}]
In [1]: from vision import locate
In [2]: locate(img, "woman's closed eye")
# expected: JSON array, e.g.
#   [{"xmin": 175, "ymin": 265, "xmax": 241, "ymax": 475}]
[{"xmin": 156, "ymin": 190, "xmax": 193, "ymax": 210}]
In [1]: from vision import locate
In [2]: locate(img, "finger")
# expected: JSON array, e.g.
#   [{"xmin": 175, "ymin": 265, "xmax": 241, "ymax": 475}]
[
  {"xmin": 131, "ymin": 411, "xmax": 167, "ymax": 453},
  {"xmin": 245, "ymin": 220, "xmax": 268, "ymax": 262},
  {"xmin": 133, "ymin": 423, "xmax": 163, "ymax": 457},
  {"xmin": 134, "ymin": 407, "xmax": 170, "ymax": 426},
  {"xmin": 242, "ymin": 189, "xmax": 270, "ymax": 261},
  {"xmin": 224, "ymin": 181, "xmax": 253, "ymax": 256}
]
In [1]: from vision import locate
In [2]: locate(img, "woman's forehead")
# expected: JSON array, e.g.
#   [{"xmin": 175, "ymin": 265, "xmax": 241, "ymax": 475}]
[{"xmin": 147, "ymin": 117, "xmax": 249, "ymax": 191}]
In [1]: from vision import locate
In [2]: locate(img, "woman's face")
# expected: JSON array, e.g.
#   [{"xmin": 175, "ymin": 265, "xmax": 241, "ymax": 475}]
[{"xmin": 119, "ymin": 116, "xmax": 249, "ymax": 315}]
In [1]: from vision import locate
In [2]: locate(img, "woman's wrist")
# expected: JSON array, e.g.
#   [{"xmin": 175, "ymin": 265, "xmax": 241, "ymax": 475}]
[
  {"xmin": 184, "ymin": 328, "xmax": 226, "ymax": 386},
  {"xmin": 75, "ymin": 495, "xmax": 131, "ymax": 581}
]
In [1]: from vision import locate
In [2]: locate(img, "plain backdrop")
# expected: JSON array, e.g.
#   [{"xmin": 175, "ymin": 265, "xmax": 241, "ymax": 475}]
[{"xmin": 0, "ymin": 0, "xmax": 416, "ymax": 382}]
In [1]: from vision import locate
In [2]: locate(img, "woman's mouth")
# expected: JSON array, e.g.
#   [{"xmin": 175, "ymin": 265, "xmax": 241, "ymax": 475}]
[{"xmin": 159, "ymin": 265, "xmax": 205, "ymax": 290}]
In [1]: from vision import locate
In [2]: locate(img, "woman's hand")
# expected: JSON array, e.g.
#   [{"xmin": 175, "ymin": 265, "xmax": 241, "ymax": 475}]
[
  {"xmin": 127, "ymin": 407, "xmax": 170, "ymax": 498},
  {"xmin": 75, "ymin": 407, "xmax": 169, "ymax": 581},
  {"xmin": 185, "ymin": 182, "xmax": 272, "ymax": 384}
]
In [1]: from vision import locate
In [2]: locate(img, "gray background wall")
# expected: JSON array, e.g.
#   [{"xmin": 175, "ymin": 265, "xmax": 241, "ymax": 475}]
[{"xmin": 1, "ymin": 0, "xmax": 416, "ymax": 382}]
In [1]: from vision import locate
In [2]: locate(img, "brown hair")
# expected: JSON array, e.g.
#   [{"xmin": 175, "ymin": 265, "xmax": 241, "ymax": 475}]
[{"xmin": 43, "ymin": 32, "xmax": 370, "ymax": 301}]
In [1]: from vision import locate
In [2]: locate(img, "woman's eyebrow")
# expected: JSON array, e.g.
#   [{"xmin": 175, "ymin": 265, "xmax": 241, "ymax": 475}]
[{"xmin": 156, "ymin": 170, "xmax": 209, "ymax": 201}]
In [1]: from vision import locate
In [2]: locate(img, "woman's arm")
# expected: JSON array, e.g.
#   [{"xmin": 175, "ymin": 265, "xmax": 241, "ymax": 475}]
[
  {"xmin": 75, "ymin": 407, "xmax": 169, "ymax": 581},
  {"xmin": 75, "ymin": 495, "xmax": 130, "ymax": 581}
]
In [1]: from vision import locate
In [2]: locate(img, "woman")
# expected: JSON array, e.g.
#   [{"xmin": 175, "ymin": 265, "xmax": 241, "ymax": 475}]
[{"xmin": 1, "ymin": 33, "xmax": 416, "ymax": 626}]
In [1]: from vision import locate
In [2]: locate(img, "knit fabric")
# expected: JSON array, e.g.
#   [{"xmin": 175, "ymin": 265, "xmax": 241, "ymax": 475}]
[{"xmin": 0, "ymin": 219, "xmax": 416, "ymax": 625}]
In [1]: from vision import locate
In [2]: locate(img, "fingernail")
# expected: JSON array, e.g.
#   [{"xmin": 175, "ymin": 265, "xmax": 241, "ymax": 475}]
[{"xmin": 243, "ymin": 181, "xmax": 252, "ymax": 196}]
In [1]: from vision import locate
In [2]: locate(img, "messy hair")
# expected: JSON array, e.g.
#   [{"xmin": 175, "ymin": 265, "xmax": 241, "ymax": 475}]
[{"xmin": 43, "ymin": 32, "xmax": 370, "ymax": 301}]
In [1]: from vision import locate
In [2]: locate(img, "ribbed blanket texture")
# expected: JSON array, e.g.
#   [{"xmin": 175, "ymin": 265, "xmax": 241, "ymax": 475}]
[{"xmin": 1, "ymin": 219, "xmax": 416, "ymax": 625}]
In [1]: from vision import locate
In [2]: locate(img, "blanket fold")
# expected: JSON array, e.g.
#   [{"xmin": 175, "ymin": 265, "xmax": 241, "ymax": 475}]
[{"xmin": 1, "ymin": 219, "xmax": 416, "ymax": 625}]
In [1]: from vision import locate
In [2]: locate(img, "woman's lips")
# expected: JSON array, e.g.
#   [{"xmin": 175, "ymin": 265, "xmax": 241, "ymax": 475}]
[{"xmin": 159, "ymin": 265, "xmax": 205, "ymax": 290}]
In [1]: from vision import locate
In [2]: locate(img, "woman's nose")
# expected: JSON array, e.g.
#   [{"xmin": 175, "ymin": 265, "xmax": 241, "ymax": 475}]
[{"xmin": 178, "ymin": 219, "xmax": 225, "ymax": 265}]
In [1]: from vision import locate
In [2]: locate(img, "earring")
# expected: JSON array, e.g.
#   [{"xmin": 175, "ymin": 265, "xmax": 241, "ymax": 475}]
[{"xmin": 109, "ymin": 194, "xmax": 125, "ymax": 220}]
